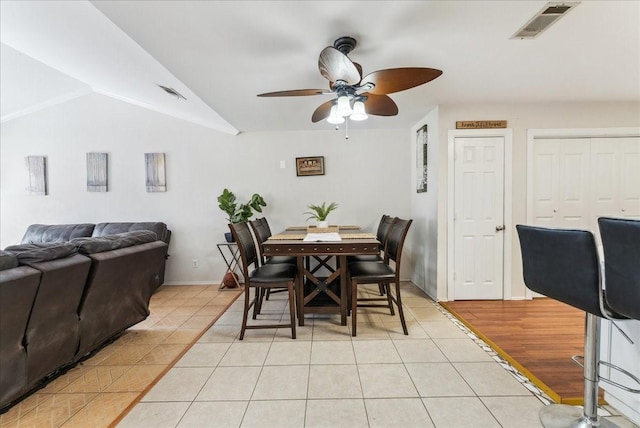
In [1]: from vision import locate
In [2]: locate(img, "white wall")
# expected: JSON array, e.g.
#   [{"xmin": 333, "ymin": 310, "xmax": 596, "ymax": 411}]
[
  {"xmin": 409, "ymin": 106, "xmax": 439, "ymax": 299},
  {"xmin": 0, "ymin": 93, "xmax": 413, "ymax": 284},
  {"xmin": 435, "ymin": 101, "xmax": 640, "ymax": 300}
]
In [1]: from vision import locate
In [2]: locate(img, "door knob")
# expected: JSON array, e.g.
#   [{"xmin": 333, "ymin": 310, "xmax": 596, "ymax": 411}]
[{"xmin": 496, "ymin": 225, "xmax": 505, "ymax": 232}]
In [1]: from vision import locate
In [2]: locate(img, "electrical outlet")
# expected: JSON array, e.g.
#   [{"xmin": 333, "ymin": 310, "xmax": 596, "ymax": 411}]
[{"xmin": 192, "ymin": 259, "xmax": 199, "ymax": 268}]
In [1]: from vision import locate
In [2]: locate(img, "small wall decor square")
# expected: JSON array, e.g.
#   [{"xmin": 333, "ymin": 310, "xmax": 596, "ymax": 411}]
[
  {"xmin": 87, "ymin": 152, "xmax": 108, "ymax": 192},
  {"xmin": 296, "ymin": 156, "xmax": 325, "ymax": 176},
  {"xmin": 145, "ymin": 153, "xmax": 166, "ymax": 192},
  {"xmin": 25, "ymin": 155, "xmax": 47, "ymax": 195},
  {"xmin": 416, "ymin": 125, "xmax": 428, "ymax": 193}
]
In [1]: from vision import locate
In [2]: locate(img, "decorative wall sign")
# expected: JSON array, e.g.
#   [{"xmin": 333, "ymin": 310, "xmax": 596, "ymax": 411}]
[
  {"xmin": 456, "ymin": 120, "xmax": 507, "ymax": 129},
  {"xmin": 25, "ymin": 156, "xmax": 47, "ymax": 195},
  {"xmin": 87, "ymin": 152, "xmax": 108, "ymax": 192},
  {"xmin": 296, "ymin": 156, "xmax": 325, "ymax": 176},
  {"xmin": 416, "ymin": 125, "xmax": 428, "ymax": 193},
  {"xmin": 145, "ymin": 153, "xmax": 166, "ymax": 192}
]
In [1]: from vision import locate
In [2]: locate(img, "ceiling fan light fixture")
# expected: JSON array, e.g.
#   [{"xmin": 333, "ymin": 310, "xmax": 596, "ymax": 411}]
[
  {"xmin": 336, "ymin": 95, "xmax": 353, "ymax": 117},
  {"xmin": 350, "ymin": 100, "xmax": 368, "ymax": 121},
  {"xmin": 326, "ymin": 105, "xmax": 345, "ymax": 124}
]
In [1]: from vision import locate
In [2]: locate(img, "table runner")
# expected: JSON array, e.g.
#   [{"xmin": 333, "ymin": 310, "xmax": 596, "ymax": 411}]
[{"xmin": 269, "ymin": 232, "xmax": 376, "ymax": 240}]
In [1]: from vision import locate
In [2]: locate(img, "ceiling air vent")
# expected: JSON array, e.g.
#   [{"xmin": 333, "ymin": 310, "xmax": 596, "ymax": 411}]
[
  {"xmin": 157, "ymin": 84, "xmax": 187, "ymax": 100},
  {"xmin": 512, "ymin": 2, "xmax": 580, "ymax": 39}
]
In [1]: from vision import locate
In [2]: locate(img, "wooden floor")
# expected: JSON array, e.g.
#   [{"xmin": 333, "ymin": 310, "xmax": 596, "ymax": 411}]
[{"xmin": 441, "ymin": 298, "xmax": 601, "ymax": 404}]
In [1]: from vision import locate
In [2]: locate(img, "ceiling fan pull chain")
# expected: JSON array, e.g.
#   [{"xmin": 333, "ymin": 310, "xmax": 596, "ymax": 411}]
[{"xmin": 345, "ymin": 117, "xmax": 349, "ymax": 140}]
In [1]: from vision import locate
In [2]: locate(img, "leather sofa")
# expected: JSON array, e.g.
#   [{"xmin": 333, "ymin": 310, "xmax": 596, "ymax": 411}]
[
  {"xmin": 0, "ymin": 229, "xmax": 168, "ymax": 410},
  {"xmin": 0, "ymin": 251, "xmax": 41, "ymax": 410},
  {"xmin": 21, "ymin": 222, "xmax": 171, "ymax": 286}
]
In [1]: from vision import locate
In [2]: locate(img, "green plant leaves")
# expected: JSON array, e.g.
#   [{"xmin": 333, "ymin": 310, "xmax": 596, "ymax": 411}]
[
  {"xmin": 218, "ymin": 189, "xmax": 268, "ymax": 223},
  {"xmin": 304, "ymin": 201, "xmax": 338, "ymax": 221}
]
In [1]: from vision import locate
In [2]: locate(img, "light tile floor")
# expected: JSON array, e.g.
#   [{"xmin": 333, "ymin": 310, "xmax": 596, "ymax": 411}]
[{"xmin": 118, "ymin": 283, "xmax": 638, "ymax": 428}]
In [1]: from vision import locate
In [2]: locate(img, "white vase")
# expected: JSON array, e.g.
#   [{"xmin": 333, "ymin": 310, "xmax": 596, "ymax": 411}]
[{"xmin": 317, "ymin": 220, "xmax": 329, "ymax": 229}]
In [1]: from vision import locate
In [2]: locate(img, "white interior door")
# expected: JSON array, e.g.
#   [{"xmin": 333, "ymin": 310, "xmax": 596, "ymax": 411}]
[
  {"xmin": 591, "ymin": 137, "xmax": 640, "ymax": 232},
  {"xmin": 453, "ymin": 136, "xmax": 505, "ymax": 300},
  {"xmin": 531, "ymin": 138, "xmax": 591, "ymax": 228}
]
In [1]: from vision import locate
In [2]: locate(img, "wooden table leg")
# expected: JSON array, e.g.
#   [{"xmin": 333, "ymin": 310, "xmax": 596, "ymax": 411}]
[
  {"xmin": 297, "ymin": 256, "xmax": 305, "ymax": 326},
  {"xmin": 339, "ymin": 255, "xmax": 347, "ymax": 326}
]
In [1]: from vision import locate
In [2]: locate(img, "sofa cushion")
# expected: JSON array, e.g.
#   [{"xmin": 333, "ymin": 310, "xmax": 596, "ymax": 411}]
[
  {"xmin": 71, "ymin": 231, "xmax": 157, "ymax": 255},
  {"xmin": 4, "ymin": 243, "xmax": 78, "ymax": 265},
  {"xmin": 21, "ymin": 224, "xmax": 95, "ymax": 244},
  {"xmin": 93, "ymin": 222, "xmax": 169, "ymax": 243},
  {"xmin": 0, "ymin": 251, "xmax": 19, "ymax": 271}
]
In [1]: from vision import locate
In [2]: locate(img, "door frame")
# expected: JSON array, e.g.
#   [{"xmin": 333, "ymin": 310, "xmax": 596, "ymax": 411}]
[
  {"xmin": 525, "ymin": 127, "xmax": 640, "ymax": 299},
  {"xmin": 447, "ymin": 128, "xmax": 513, "ymax": 301}
]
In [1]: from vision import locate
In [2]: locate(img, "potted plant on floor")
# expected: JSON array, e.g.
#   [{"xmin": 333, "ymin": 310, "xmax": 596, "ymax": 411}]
[
  {"xmin": 304, "ymin": 202, "xmax": 338, "ymax": 229},
  {"xmin": 218, "ymin": 188, "xmax": 267, "ymax": 242}
]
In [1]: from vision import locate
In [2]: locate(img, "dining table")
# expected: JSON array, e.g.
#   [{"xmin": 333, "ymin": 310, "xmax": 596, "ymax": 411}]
[{"xmin": 262, "ymin": 226, "xmax": 380, "ymax": 326}]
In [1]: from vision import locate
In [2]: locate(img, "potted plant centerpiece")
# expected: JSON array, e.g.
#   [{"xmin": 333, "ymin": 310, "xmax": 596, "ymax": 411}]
[
  {"xmin": 304, "ymin": 202, "xmax": 338, "ymax": 229},
  {"xmin": 217, "ymin": 188, "xmax": 267, "ymax": 242}
]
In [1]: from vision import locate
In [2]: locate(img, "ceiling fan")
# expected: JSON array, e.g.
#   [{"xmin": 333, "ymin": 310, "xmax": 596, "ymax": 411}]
[{"xmin": 257, "ymin": 36, "xmax": 443, "ymax": 125}]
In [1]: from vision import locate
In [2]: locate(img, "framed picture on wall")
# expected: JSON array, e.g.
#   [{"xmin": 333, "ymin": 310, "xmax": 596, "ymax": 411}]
[
  {"xmin": 416, "ymin": 125, "xmax": 428, "ymax": 193},
  {"xmin": 25, "ymin": 155, "xmax": 47, "ymax": 195},
  {"xmin": 145, "ymin": 152, "xmax": 167, "ymax": 192},
  {"xmin": 87, "ymin": 152, "xmax": 108, "ymax": 192},
  {"xmin": 296, "ymin": 156, "xmax": 325, "ymax": 176}
]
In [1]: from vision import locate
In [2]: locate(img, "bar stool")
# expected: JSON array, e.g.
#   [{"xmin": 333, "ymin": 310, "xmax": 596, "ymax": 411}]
[
  {"xmin": 598, "ymin": 217, "xmax": 640, "ymax": 321},
  {"xmin": 516, "ymin": 224, "xmax": 639, "ymax": 428}
]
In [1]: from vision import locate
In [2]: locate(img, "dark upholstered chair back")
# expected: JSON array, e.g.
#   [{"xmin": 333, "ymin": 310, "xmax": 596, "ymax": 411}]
[
  {"xmin": 230, "ymin": 222, "xmax": 258, "ymax": 275},
  {"xmin": 250, "ymin": 218, "xmax": 271, "ymax": 245},
  {"xmin": 385, "ymin": 218, "xmax": 412, "ymax": 266},
  {"xmin": 516, "ymin": 225, "xmax": 604, "ymax": 317},
  {"xmin": 261, "ymin": 217, "xmax": 274, "ymax": 237},
  {"xmin": 598, "ymin": 217, "xmax": 640, "ymax": 320},
  {"xmin": 376, "ymin": 215, "xmax": 394, "ymax": 250},
  {"xmin": 249, "ymin": 218, "xmax": 270, "ymax": 264}
]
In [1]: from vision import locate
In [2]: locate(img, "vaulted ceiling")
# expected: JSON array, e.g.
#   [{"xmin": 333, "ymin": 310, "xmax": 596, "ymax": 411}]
[{"xmin": 2, "ymin": 1, "xmax": 639, "ymax": 135}]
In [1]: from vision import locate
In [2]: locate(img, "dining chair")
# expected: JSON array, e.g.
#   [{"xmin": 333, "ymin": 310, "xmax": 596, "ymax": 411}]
[
  {"xmin": 249, "ymin": 218, "xmax": 297, "ymax": 305},
  {"xmin": 348, "ymin": 215, "xmax": 395, "ymax": 296},
  {"xmin": 348, "ymin": 218, "xmax": 412, "ymax": 336},
  {"xmin": 229, "ymin": 222, "xmax": 297, "ymax": 340},
  {"xmin": 250, "ymin": 217, "xmax": 296, "ymax": 266},
  {"xmin": 348, "ymin": 214, "xmax": 394, "ymax": 264}
]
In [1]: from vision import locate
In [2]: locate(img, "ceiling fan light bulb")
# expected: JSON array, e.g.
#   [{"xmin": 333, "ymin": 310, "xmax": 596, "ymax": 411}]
[
  {"xmin": 336, "ymin": 95, "xmax": 353, "ymax": 117},
  {"xmin": 327, "ymin": 105, "xmax": 345, "ymax": 124},
  {"xmin": 350, "ymin": 100, "xmax": 368, "ymax": 121}
]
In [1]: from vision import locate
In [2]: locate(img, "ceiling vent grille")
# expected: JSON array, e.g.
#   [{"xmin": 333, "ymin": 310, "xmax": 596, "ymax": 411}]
[
  {"xmin": 157, "ymin": 84, "xmax": 187, "ymax": 100},
  {"xmin": 512, "ymin": 2, "xmax": 580, "ymax": 39}
]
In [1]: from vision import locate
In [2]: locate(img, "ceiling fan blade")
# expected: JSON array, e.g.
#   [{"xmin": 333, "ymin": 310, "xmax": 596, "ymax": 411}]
[
  {"xmin": 257, "ymin": 89, "xmax": 328, "ymax": 97},
  {"xmin": 362, "ymin": 94, "xmax": 398, "ymax": 116},
  {"xmin": 311, "ymin": 100, "xmax": 334, "ymax": 123},
  {"xmin": 360, "ymin": 68, "xmax": 443, "ymax": 95},
  {"xmin": 353, "ymin": 62, "xmax": 363, "ymax": 80},
  {"xmin": 318, "ymin": 46, "xmax": 361, "ymax": 85},
  {"xmin": 329, "ymin": 64, "xmax": 362, "ymax": 90}
]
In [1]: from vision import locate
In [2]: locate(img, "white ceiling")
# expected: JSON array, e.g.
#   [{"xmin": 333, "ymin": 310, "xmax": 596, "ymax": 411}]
[{"xmin": 1, "ymin": 1, "xmax": 639, "ymax": 134}]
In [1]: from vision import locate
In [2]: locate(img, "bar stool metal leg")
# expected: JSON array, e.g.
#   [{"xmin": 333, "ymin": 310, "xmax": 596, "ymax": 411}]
[{"xmin": 539, "ymin": 314, "xmax": 618, "ymax": 428}]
